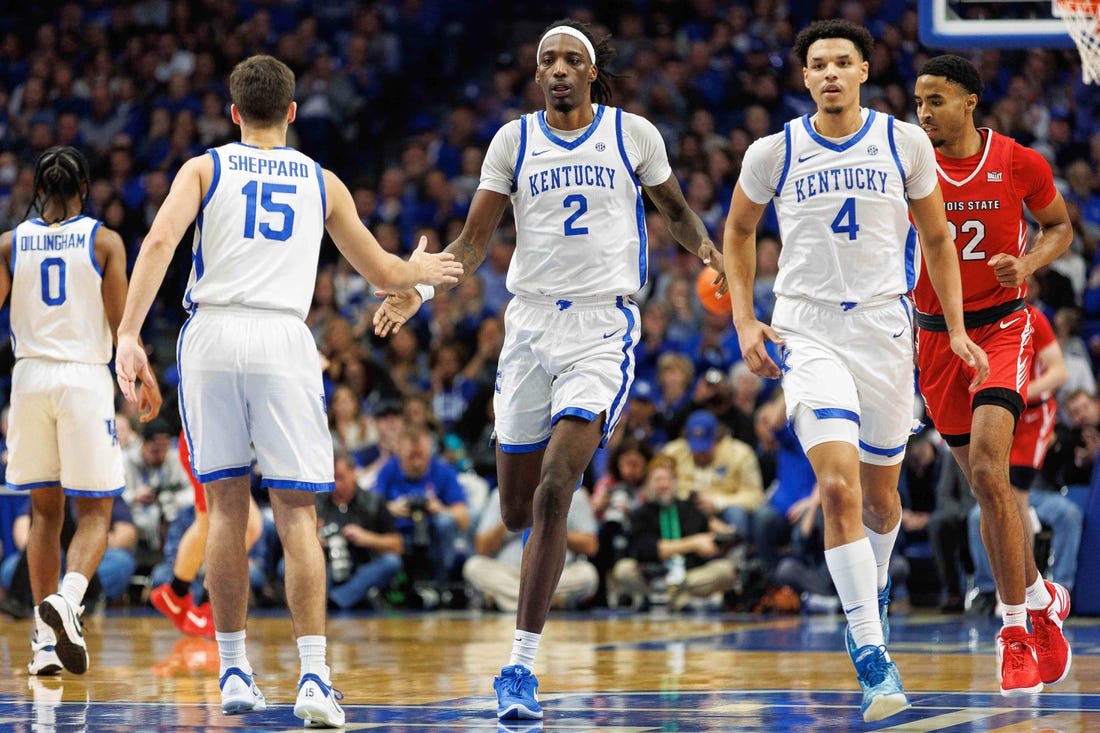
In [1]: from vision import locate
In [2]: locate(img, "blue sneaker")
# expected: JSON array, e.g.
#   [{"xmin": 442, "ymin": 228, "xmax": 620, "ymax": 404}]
[
  {"xmin": 844, "ymin": 578, "xmax": 892, "ymax": 656},
  {"xmin": 851, "ymin": 644, "xmax": 910, "ymax": 723},
  {"xmin": 494, "ymin": 665, "xmax": 542, "ymax": 720}
]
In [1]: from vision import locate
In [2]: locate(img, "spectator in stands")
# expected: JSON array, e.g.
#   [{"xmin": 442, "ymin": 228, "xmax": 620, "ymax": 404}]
[
  {"xmin": 316, "ymin": 452, "xmax": 403, "ymax": 610},
  {"xmin": 610, "ymin": 455, "xmax": 737, "ymax": 610},
  {"xmin": 122, "ymin": 418, "xmax": 192, "ymax": 570},
  {"xmin": 464, "ymin": 487, "xmax": 599, "ymax": 612},
  {"xmin": 661, "ymin": 409, "xmax": 764, "ymax": 542},
  {"xmin": 372, "ymin": 423, "xmax": 469, "ymax": 584},
  {"xmin": 928, "ymin": 441, "xmax": 976, "ymax": 613}
]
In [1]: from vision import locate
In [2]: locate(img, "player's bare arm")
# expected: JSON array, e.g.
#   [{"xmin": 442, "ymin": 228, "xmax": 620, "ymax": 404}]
[
  {"xmin": 909, "ymin": 187, "xmax": 990, "ymax": 389},
  {"xmin": 0, "ymin": 230, "xmax": 12, "ymax": 306},
  {"xmin": 116, "ymin": 154, "xmax": 208, "ymax": 402},
  {"xmin": 645, "ymin": 174, "xmax": 722, "ymax": 282},
  {"xmin": 989, "ymin": 194, "xmax": 1073, "ymax": 289},
  {"xmin": 322, "ymin": 169, "xmax": 461, "ymax": 291},
  {"xmin": 722, "ymin": 181, "xmax": 782, "ymax": 379},
  {"xmin": 373, "ymin": 188, "xmax": 508, "ymax": 337}
]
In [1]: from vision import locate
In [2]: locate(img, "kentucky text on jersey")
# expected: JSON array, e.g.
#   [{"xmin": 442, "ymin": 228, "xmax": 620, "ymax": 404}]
[
  {"xmin": 944, "ymin": 200, "xmax": 1002, "ymax": 211},
  {"xmin": 527, "ymin": 164, "xmax": 616, "ymax": 196},
  {"xmin": 18, "ymin": 232, "xmax": 86, "ymax": 251},
  {"xmin": 226, "ymin": 153, "xmax": 311, "ymax": 178},
  {"xmin": 792, "ymin": 168, "xmax": 890, "ymax": 203}
]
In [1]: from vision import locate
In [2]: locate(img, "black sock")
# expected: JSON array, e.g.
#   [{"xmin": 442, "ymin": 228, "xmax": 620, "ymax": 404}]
[{"xmin": 170, "ymin": 576, "xmax": 191, "ymax": 597}]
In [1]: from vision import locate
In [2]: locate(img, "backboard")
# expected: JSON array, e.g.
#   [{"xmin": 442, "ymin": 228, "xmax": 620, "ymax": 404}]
[{"xmin": 918, "ymin": 0, "xmax": 1076, "ymax": 48}]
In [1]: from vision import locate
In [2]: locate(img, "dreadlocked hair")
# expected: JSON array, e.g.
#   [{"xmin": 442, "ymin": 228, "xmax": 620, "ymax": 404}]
[
  {"xmin": 542, "ymin": 19, "xmax": 621, "ymax": 105},
  {"xmin": 26, "ymin": 146, "xmax": 91, "ymax": 223}
]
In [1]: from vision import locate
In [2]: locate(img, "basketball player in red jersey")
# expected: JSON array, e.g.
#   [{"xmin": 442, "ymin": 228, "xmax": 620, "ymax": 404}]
[{"xmin": 912, "ymin": 55, "xmax": 1074, "ymax": 696}]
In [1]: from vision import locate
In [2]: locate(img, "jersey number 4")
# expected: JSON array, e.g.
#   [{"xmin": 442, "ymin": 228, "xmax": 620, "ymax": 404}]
[
  {"xmin": 949, "ymin": 219, "xmax": 987, "ymax": 260},
  {"xmin": 241, "ymin": 181, "xmax": 297, "ymax": 241},
  {"xmin": 831, "ymin": 198, "xmax": 860, "ymax": 241}
]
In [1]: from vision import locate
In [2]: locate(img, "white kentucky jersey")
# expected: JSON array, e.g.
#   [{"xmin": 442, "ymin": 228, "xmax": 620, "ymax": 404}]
[
  {"xmin": 739, "ymin": 109, "xmax": 938, "ymax": 308},
  {"xmin": 183, "ymin": 142, "xmax": 326, "ymax": 320},
  {"xmin": 486, "ymin": 105, "xmax": 665, "ymax": 299},
  {"xmin": 9, "ymin": 215, "xmax": 112, "ymax": 364}
]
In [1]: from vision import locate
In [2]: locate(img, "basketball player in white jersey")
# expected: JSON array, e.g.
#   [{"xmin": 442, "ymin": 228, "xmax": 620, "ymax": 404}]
[
  {"xmin": 114, "ymin": 55, "xmax": 461, "ymax": 727},
  {"xmin": 722, "ymin": 20, "xmax": 988, "ymax": 723},
  {"xmin": 0, "ymin": 146, "xmax": 162, "ymax": 677},
  {"xmin": 373, "ymin": 19, "xmax": 720, "ymax": 722}
]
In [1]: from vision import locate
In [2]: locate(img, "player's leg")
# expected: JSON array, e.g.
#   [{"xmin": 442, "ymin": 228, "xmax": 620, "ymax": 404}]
[{"xmin": 26, "ymin": 486, "xmax": 66, "ymax": 676}]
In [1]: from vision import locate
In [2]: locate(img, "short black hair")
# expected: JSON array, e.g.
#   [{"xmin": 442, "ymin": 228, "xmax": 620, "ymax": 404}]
[
  {"xmin": 792, "ymin": 19, "xmax": 875, "ymax": 68},
  {"xmin": 918, "ymin": 55, "xmax": 984, "ymax": 100}
]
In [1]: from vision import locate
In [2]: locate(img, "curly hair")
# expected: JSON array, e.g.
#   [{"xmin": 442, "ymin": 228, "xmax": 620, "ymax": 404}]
[
  {"xmin": 539, "ymin": 18, "xmax": 621, "ymax": 105},
  {"xmin": 792, "ymin": 19, "xmax": 875, "ymax": 67},
  {"xmin": 26, "ymin": 145, "xmax": 90, "ymax": 223}
]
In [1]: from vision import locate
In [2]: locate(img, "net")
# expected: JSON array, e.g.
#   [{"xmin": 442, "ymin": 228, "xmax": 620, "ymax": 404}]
[{"xmin": 1057, "ymin": 0, "xmax": 1100, "ymax": 83}]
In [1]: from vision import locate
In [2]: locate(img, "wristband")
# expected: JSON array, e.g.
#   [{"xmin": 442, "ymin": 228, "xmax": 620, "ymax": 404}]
[{"xmin": 414, "ymin": 284, "xmax": 435, "ymax": 302}]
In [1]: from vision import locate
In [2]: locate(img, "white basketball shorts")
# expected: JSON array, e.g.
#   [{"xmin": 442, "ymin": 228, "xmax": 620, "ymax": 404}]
[
  {"xmin": 772, "ymin": 295, "xmax": 917, "ymax": 466},
  {"xmin": 493, "ymin": 295, "xmax": 640, "ymax": 453},
  {"xmin": 6, "ymin": 358, "xmax": 125, "ymax": 495},
  {"xmin": 177, "ymin": 307, "xmax": 334, "ymax": 490}
]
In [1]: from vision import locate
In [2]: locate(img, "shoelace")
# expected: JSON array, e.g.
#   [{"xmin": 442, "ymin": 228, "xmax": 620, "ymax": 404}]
[
  {"xmin": 857, "ymin": 648, "xmax": 892, "ymax": 686},
  {"xmin": 501, "ymin": 670, "xmax": 534, "ymax": 697},
  {"xmin": 1004, "ymin": 638, "xmax": 1033, "ymax": 671}
]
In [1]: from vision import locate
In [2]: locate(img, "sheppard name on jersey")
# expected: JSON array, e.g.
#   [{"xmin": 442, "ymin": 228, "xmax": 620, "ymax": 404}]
[
  {"xmin": 226, "ymin": 154, "xmax": 311, "ymax": 178},
  {"xmin": 528, "ymin": 165, "xmax": 616, "ymax": 196},
  {"xmin": 793, "ymin": 168, "xmax": 890, "ymax": 203},
  {"xmin": 945, "ymin": 200, "xmax": 1002, "ymax": 211},
  {"xmin": 19, "ymin": 232, "xmax": 86, "ymax": 251}
]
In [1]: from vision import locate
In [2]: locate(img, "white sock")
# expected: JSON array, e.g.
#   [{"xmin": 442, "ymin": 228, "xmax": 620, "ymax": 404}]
[
  {"xmin": 1025, "ymin": 575, "xmax": 1052, "ymax": 611},
  {"xmin": 297, "ymin": 634, "xmax": 328, "ymax": 679},
  {"xmin": 215, "ymin": 629, "xmax": 251, "ymax": 676},
  {"xmin": 509, "ymin": 629, "xmax": 541, "ymax": 671},
  {"xmin": 59, "ymin": 572, "xmax": 89, "ymax": 608},
  {"xmin": 864, "ymin": 523, "xmax": 900, "ymax": 593},
  {"xmin": 825, "ymin": 538, "xmax": 885, "ymax": 654},
  {"xmin": 1002, "ymin": 602, "xmax": 1027, "ymax": 629}
]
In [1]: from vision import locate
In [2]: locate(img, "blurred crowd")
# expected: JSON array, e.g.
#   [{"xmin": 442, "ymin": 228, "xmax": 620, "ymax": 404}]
[{"xmin": 0, "ymin": 0, "xmax": 1098, "ymax": 617}]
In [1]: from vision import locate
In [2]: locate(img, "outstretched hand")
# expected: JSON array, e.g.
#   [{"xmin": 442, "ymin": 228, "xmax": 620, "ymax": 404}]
[
  {"xmin": 737, "ymin": 319, "xmax": 785, "ymax": 379},
  {"xmin": 697, "ymin": 240, "xmax": 728, "ymax": 296},
  {"xmin": 373, "ymin": 288, "xmax": 423, "ymax": 337},
  {"xmin": 408, "ymin": 235, "xmax": 464, "ymax": 286}
]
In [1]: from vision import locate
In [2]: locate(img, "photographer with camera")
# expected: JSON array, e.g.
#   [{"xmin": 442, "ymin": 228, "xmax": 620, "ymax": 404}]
[
  {"xmin": 372, "ymin": 424, "xmax": 469, "ymax": 585},
  {"xmin": 610, "ymin": 455, "xmax": 739, "ymax": 611},
  {"xmin": 316, "ymin": 452, "xmax": 403, "ymax": 611}
]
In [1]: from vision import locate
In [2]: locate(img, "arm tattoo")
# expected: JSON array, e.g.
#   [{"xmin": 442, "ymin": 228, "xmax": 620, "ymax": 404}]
[{"xmin": 442, "ymin": 239, "xmax": 487, "ymax": 292}]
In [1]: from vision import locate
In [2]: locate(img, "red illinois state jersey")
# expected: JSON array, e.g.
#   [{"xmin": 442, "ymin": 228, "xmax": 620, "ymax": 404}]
[{"xmin": 912, "ymin": 129, "xmax": 1058, "ymax": 315}]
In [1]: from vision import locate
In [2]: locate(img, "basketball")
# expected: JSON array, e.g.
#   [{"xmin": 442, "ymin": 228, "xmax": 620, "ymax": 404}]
[{"xmin": 695, "ymin": 266, "xmax": 731, "ymax": 315}]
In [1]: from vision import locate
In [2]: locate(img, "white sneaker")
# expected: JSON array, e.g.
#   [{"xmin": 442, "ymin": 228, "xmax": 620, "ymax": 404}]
[
  {"xmin": 28, "ymin": 631, "xmax": 62, "ymax": 676},
  {"xmin": 294, "ymin": 672, "xmax": 345, "ymax": 728},
  {"xmin": 219, "ymin": 667, "xmax": 267, "ymax": 714},
  {"xmin": 37, "ymin": 594, "xmax": 87, "ymax": 674}
]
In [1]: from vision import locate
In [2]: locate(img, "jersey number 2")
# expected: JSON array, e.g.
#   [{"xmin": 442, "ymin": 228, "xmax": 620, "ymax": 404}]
[
  {"xmin": 949, "ymin": 219, "xmax": 987, "ymax": 260},
  {"xmin": 831, "ymin": 198, "xmax": 860, "ymax": 241},
  {"xmin": 241, "ymin": 181, "xmax": 297, "ymax": 241},
  {"xmin": 563, "ymin": 194, "xmax": 589, "ymax": 236}
]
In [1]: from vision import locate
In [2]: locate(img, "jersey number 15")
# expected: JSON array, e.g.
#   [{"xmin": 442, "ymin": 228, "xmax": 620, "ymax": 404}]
[{"xmin": 241, "ymin": 181, "xmax": 297, "ymax": 241}]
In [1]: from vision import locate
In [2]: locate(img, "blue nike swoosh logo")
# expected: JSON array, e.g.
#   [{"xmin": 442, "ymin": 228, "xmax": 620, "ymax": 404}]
[
  {"xmin": 602, "ymin": 328, "xmax": 623, "ymax": 339},
  {"xmin": 892, "ymin": 329, "xmax": 905, "ymax": 338},
  {"xmin": 531, "ymin": 149, "xmax": 550, "ymax": 156},
  {"xmin": 844, "ymin": 605, "xmax": 863, "ymax": 614},
  {"xmin": 798, "ymin": 153, "xmax": 822, "ymax": 163}
]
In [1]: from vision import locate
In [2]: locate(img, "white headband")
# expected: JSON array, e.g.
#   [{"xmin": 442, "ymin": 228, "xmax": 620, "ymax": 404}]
[{"xmin": 536, "ymin": 26, "xmax": 595, "ymax": 65}]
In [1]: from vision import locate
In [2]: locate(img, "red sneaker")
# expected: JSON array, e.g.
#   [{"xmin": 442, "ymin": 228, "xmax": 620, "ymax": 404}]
[
  {"xmin": 996, "ymin": 626, "xmax": 1043, "ymax": 697},
  {"xmin": 180, "ymin": 601, "xmax": 215, "ymax": 638},
  {"xmin": 1028, "ymin": 580, "xmax": 1072, "ymax": 685},
  {"xmin": 150, "ymin": 584, "xmax": 192, "ymax": 633}
]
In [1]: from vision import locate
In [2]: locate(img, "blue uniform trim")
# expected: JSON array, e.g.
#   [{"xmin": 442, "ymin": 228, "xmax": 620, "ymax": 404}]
[
  {"xmin": 315, "ymin": 161, "xmax": 326, "ymax": 218},
  {"xmin": 64, "ymin": 486, "xmax": 124, "ymax": 498},
  {"xmin": 537, "ymin": 105, "xmax": 606, "ymax": 150},
  {"xmin": 886, "ymin": 115, "xmax": 906, "ymax": 186},
  {"xmin": 904, "ymin": 225, "xmax": 918, "ymax": 292},
  {"xmin": 859, "ymin": 440, "xmax": 906, "ymax": 458},
  {"xmin": 604, "ymin": 296, "xmax": 638, "ymax": 443},
  {"xmin": 512, "ymin": 115, "xmax": 527, "ymax": 193},
  {"xmin": 201, "ymin": 148, "xmax": 221, "ymax": 209},
  {"xmin": 499, "ymin": 438, "xmax": 551, "ymax": 454},
  {"xmin": 262, "ymin": 478, "xmax": 336, "ymax": 492},
  {"xmin": 9, "ymin": 223, "xmax": 16, "ymax": 274},
  {"xmin": 88, "ymin": 220, "xmax": 103, "ymax": 277},
  {"xmin": 801, "ymin": 109, "xmax": 877, "ymax": 152},
  {"xmin": 776, "ymin": 121, "xmax": 794, "ymax": 195},
  {"xmin": 812, "ymin": 407, "xmax": 860, "ymax": 424},
  {"xmin": 613, "ymin": 108, "xmax": 648, "ymax": 290},
  {"xmin": 6, "ymin": 480, "xmax": 61, "ymax": 491},
  {"xmin": 176, "ymin": 314, "xmax": 198, "ymax": 473},
  {"xmin": 196, "ymin": 465, "xmax": 252, "ymax": 483},
  {"xmin": 552, "ymin": 406, "xmax": 599, "ymax": 425}
]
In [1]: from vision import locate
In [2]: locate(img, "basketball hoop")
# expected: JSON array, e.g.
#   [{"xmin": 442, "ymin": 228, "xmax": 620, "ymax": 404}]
[{"xmin": 1056, "ymin": 0, "xmax": 1100, "ymax": 83}]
